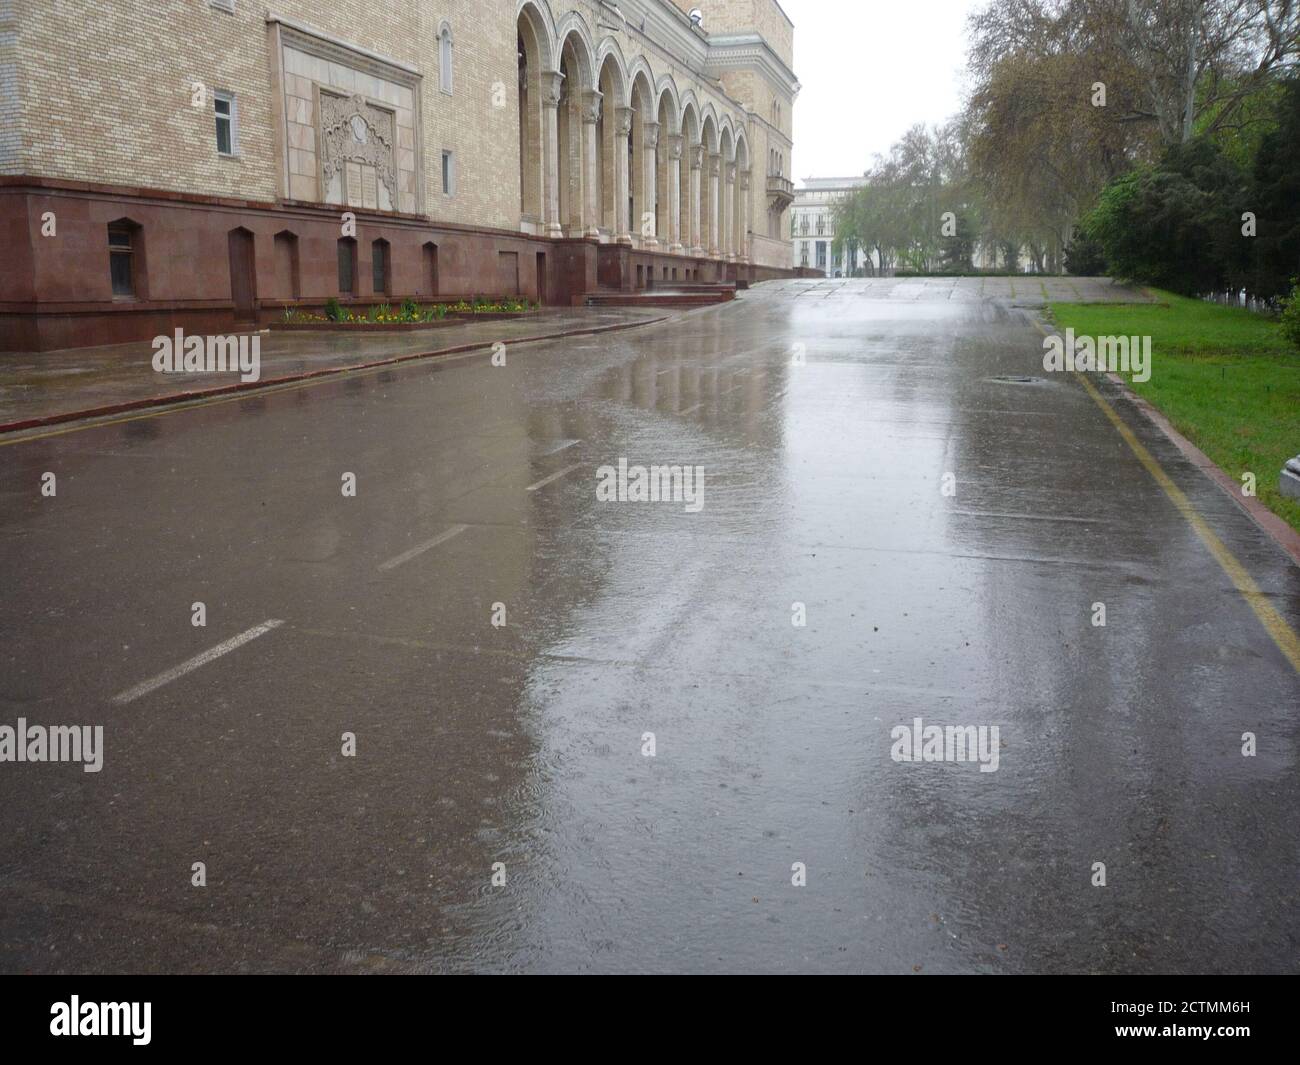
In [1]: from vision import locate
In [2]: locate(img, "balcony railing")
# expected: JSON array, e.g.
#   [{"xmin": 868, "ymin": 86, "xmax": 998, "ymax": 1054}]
[{"xmin": 766, "ymin": 174, "xmax": 794, "ymax": 208}]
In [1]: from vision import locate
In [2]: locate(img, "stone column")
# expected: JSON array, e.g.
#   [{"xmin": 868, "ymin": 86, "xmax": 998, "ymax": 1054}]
[
  {"xmin": 614, "ymin": 107, "xmax": 633, "ymax": 246},
  {"xmin": 722, "ymin": 162, "xmax": 736, "ymax": 261},
  {"xmin": 641, "ymin": 121, "xmax": 659, "ymax": 249},
  {"xmin": 666, "ymin": 133, "xmax": 684, "ymax": 254},
  {"xmin": 541, "ymin": 71, "xmax": 564, "ymax": 239},
  {"xmin": 582, "ymin": 91, "xmax": 602, "ymax": 239},
  {"xmin": 707, "ymin": 152, "xmax": 721, "ymax": 257},
  {"xmin": 737, "ymin": 169, "xmax": 751, "ymax": 263},
  {"xmin": 688, "ymin": 144, "xmax": 704, "ymax": 256}
]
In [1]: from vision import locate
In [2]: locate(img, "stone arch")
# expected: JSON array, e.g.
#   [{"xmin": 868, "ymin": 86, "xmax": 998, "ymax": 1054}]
[
  {"xmin": 719, "ymin": 115, "xmax": 736, "ymax": 161},
  {"xmin": 629, "ymin": 65, "xmax": 657, "ymax": 248},
  {"xmin": 654, "ymin": 76, "xmax": 681, "ymax": 135},
  {"xmin": 626, "ymin": 55, "xmax": 656, "ymax": 103},
  {"xmin": 699, "ymin": 102, "xmax": 719, "ymax": 145},
  {"xmin": 700, "ymin": 113, "xmax": 719, "ymax": 256},
  {"xmin": 516, "ymin": 2, "xmax": 557, "ymax": 229},
  {"xmin": 594, "ymin": 39, "xmax": 629, "ymax": 109},
  {"xmin": 679, "ymin": 90, "xmax": 701, "ymax": 131},
  {"xmin": 654, "ymin": 80, "xmax": 681, "ymax": 247},
  {"xmin": 597, "ymin": 47, "xmax": 630, "ymax": 240},
  {"xmin": 553, "ymin": 12, "xmax": 598, "ymax": 91},
  {"xmin": 718, "ymin": 126, "xmax": 734, "ymax": 259},
  {"xmin": 557, "ymin": 25, "xmax": 598, "ymax": 235},
  {"xmin": 733, "ymin": 129, "xmax": 751, "ymax": 263},
  {"xmin": 516, "ymin": 1, "xmax": 556, "ymax": 69},
  {"xmin": 679, "ymin": 99, "xmax": 702, "ymax": 254}
]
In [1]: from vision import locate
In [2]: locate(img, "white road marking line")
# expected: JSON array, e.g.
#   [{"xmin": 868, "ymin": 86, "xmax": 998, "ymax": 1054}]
[
  {"xmin": 377, "ymin": 524, "xmax": 469, "ymax": 572},
  {"xmin": 526, "ymin": 462, "xmax": 583, "ymax": 492},
  {"xmin": 680, "ymin": 403, "xmax": 703, "ymax": 415},
  {"xmin": 656, "ymin": 369, "xmax": 674, "ymax": 377},
  {"xmin": 540, "ymin": 438, "xmax": 581, "ymax": 456},
  {"xmin": 110, "ymin": 620, "xmax": 285, "ymax": 705}
]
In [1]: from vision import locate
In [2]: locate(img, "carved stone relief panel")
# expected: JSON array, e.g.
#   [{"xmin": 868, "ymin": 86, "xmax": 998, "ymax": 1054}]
[{"xmin": 319, "ymin": 92, "xmax": 398, "ymax": 212}]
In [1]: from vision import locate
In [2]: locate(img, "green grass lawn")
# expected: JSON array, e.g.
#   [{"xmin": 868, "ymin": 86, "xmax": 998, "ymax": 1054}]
[{"xmin": 1048, "ymin": 290, "xmax": 1300, "ymax": 532}]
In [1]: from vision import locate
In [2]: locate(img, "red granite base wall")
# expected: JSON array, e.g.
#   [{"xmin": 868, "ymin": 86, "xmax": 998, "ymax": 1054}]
[{"xmin": 0, "ymin": 178, "xmax": 805, "ymax": 352}]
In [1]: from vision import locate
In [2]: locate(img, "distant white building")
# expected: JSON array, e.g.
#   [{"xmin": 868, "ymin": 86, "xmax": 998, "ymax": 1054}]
[{"xmin": 790, "ymin": 176, "xmax": 871, "ymax": 275}]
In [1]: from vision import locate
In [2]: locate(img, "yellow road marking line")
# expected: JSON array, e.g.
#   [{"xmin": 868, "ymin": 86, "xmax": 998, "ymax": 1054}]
[{"xmin": 1033, "ymin": 317, "xmax": 1300, "ymax": 673}]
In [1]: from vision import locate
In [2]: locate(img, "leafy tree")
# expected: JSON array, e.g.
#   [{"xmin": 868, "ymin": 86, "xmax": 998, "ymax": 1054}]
[
  {"xmin": 1063, "ymin": 225, "xmax": 1107, "ymax": 274},
  {"xmin": 1249, "ymin": 78, "xmax": 1300, "ymax": 299},
  {"xmin": 1280, "ymin": 279, "xmax": 1300, "ymax": 349},
  {"xmin": 1081, "ymin": 138, "xmax": 1248, "ymax": 293}
]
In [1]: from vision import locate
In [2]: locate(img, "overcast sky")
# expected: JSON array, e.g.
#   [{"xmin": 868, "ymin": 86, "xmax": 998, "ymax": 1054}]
[{"xmin": 778, "ymin": 0, "xmax": 985, "ymax": 181}]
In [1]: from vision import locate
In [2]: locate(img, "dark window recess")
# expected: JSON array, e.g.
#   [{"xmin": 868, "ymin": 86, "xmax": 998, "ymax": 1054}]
[
  {"xmin": 338, "ymin": 239, "xmax": 355, "ymax": 294},
  {"xmin": 372, "ymin": 242, "xmax": 389, "ymax": 294},
  {"xmin": 109, "ymin": 227, "xmax": 134, "ymax": 296}
]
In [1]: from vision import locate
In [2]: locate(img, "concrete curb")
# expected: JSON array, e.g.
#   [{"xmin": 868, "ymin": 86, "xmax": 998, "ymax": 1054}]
[{"xmin": 0, "ymin": 313, "xmax": 672, "ymax": 436}]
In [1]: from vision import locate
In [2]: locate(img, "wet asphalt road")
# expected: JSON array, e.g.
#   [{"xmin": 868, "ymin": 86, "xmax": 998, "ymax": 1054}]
[{"xmin": 1, "ymin": 278, "xmax": 1297, "ymax": 974}]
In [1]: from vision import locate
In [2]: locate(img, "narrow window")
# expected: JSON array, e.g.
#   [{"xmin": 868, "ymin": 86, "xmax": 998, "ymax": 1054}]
[
  {"xmin": 372, "ymin": 239, "xmax": 390, "ymax": 295},
  {"xmin": 214, "ymin": 91, "xmax": 237, "ymax": 155},
  {"xmin": 338, "ymin": 238, "xmax": 356, "ymax": 294},
  {"xmin": 423, "ymin": 242, "xmax": 439, "ymax": 296},
  {"xmin": 439, "ymin": 27, "xmax": 454, "ymax": 94},
  {"xmin": 442, "ymin": 150, "xmax": 455, "ymax": 196},
  {"xmin": 109, "ymin": 225, "xmax": 135, "ymax": 297}
]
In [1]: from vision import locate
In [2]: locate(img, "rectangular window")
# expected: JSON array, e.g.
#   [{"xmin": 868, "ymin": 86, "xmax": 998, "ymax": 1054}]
[
  {"xmin": 210, "ymin": 0, "xmax": 235, "ymax": 12},
  {"xmin": 109, "ymin": 226, "xmax": 134, "ymax": 297},
  {"xmin": 372, "ymin": 242, "xmax": 389, "ymax": 295},
  {"xmin": 442, "ymin": 150, "xmax": 454, "ymax": 195},
  {"xmin": 214, "ymin": 92, "xmax": 237, "ymax": 155},
  {"xmin": 816, "ymin": 242, "xmax": 828, "ymax": 270},
  {"xmin": 338, "ymin": 240, "xmax": 355, "ymax": 294}
]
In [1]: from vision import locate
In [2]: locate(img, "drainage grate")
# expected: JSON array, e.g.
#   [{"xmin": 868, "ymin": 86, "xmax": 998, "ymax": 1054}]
[{"xmin": 989, "ymin": 375, "xmax": 1043, "ymax": 384}]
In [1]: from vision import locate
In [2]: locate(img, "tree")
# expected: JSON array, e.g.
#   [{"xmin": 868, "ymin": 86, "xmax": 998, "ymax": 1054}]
[
  {"xmin": 1081, "ymin": 138, "xmax": 1249, "ymax": 292},
  {"xmin": 1118, "ymin": 0, "xmax": 1300, "ymax": 145},
  {"xmin": 1249, "ymin": 77, "xmax": 1300, "ymax": 298},
  {"xmin": 832, "ymin": 123, "xmax": 982, "ymax": 276},
  {"xmin": 962, "ymin": 0, "xmax": 1300, "ymax": 267},
  {"xmin": 1064, "ymin": 225, "xmax": 1108, "ymax": 273}
]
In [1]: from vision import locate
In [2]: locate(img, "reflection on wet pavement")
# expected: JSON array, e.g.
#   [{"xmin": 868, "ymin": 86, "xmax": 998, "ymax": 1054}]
[{"xmin": 0, "ymin": 279, "xmax": 1295, "ymax": 974}]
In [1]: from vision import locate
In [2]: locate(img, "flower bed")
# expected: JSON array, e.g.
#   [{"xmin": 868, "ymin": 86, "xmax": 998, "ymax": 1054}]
[{"xmin": 273, "ymin": 297, "xmax": 540, "ymax": 330}]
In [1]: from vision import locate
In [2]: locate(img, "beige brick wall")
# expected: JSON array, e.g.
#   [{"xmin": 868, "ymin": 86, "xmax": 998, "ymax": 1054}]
[
  {"xmin": 15, "ymin": 0, "xmax": 793, "ymax": 262},
  {"xmin": 18, "ymin": 1, "xmax": 524, "ymax": 228},
  {"xmin": 0, "ymin": 0, "xmax": 18, "ymax": 175},
  {"xmin": 668, "ymin": 0, "xmax": 793, "ymax": 67}
]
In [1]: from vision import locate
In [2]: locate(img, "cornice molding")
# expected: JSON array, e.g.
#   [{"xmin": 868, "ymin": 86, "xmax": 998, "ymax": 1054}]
[{"xmin": 267, "ymin": 13, "xmax": 423, "ymax": 85}]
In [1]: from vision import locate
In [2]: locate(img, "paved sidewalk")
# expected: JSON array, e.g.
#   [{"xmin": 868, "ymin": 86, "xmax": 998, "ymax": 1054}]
[
  {"xmin": 763, "ymin": 274, "xmax": 1155, "ymax": 304},
  {"xmin": 0, "ymin": 306, "xmax": 667, "ymax": 430}
]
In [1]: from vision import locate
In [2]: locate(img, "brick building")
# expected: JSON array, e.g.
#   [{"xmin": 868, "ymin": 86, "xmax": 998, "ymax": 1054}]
[{"xmin": 0, "ymin": 0, "xmax": 800, "ymax": 351}]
